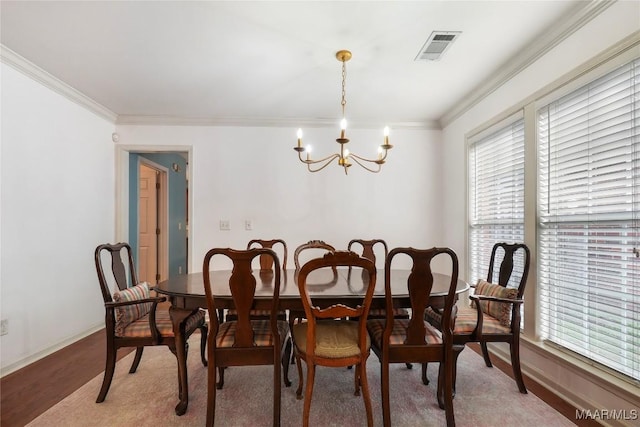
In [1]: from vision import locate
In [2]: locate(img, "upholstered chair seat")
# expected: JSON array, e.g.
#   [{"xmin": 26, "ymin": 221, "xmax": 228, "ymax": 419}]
[
  {"xmin": 367, "ymin": 318, "xmax": 443, "ymax": 346},
  {"xmin": 215, "ymin": 319, "xmax": 290, "ymax": 348},
  {"xmin": 118, "ymin": 309, "xmax": 205, "ymax": 338},
  {"xmin": 293, "ymin": 321, "xmax": 370, "ymax": 359}
]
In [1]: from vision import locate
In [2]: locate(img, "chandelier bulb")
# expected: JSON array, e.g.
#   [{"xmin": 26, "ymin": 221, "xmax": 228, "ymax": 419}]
[{"xmin": 297, "ymin": 128, "xmax": 303, "ymax": 147}]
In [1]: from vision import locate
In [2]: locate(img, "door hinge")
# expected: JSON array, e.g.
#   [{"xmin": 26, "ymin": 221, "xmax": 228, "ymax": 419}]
[
  {"xmin": 156, "ymin": 182, "xmax": 160, "ymax": 189},
  {"xmin": 156, "ymin": 273, "xmax": 161, "ymax": 281},
  {"xmin": 156, "ymin": 228, "xmax": 160, "ymax": 235}
]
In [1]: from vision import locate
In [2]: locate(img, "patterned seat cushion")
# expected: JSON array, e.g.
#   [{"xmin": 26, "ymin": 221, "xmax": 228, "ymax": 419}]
[
  {"xmin": 473, "ymin": 279, "xmax": 518, "ymax": 326},
  {"xmin": 293, "ymin": 321, "xmax": 370, "ymax": 359},
  {"xmin": 113, "ymin": 283, "xmax": 153, "ymax": 336},
  {"xmin": 424, "ymin": 306, "xmax": 443, "ymax": 327},
  {"xmin": 367, "ymin": 308, "xmax": 410, "ymax": 319},
  {"xmin": 366, "ymin": 318, "xmax": 442, "ymax": 347},
  {"xmin": 116, "ymin": 308, "xmax": 205, "ymax": 338},
  {"xmin": 453, "ymin": 306, "xmax": 510, "ymax": 334},
  {"xmin": 225, "ymin": 309, "xmax": 287, "ymax": 320},
  {"xmin": 215, "ymin": 319, "xmax": 289, "ymax": 348}
]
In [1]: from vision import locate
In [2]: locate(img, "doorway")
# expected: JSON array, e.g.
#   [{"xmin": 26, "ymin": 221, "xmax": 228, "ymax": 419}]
[{"xmin": 115, "ymin": 146, "xmax": 192, "ymax": 279}]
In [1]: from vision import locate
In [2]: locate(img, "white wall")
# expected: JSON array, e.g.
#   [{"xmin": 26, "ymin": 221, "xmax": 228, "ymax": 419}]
[
  {"xmin": 114, "ymin": 124, "xmax": 444, "ymax": 271},
  {"xmin": 0, "ymin": 63, "xmax": 116, "ymax": 374},
  {"xmin": 441, "ymin": 1, "xmax": 640, "ymax": 423}
]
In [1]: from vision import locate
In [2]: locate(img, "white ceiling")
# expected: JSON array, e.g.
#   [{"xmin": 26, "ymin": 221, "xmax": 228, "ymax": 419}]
[{"xmin": 0, "ymin": 1, "xmax": 606, "ymax": 129}]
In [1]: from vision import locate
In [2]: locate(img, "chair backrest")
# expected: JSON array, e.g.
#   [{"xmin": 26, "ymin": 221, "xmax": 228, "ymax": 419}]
[
  {"xmin": 95, "ymin": 242, "xmax": 137, "ymax": 303},
  {"xmin": 247, "ymin": 239, "xmax": 288, "ymax": 272},
  {"xmin": 347, "ymin": 239, "xmax": 388, "ymax": 267},
  {"xmin": 294, "ymin": 240, "xmax": 336, "ymax": 272},
  {"xmin": 385, "ymin": 247, "xmax": 459, "ymax": 341},
  {"xmin": 202, "ymin": 247, "xmax": 282, "ymax": 346},
  {"xmin": 297, "ymin": 250, "xmax": 377, "ymax": 356},
  {"xmin": 487, "ymin": 242, "xmax": 530, "ymax": 298}
]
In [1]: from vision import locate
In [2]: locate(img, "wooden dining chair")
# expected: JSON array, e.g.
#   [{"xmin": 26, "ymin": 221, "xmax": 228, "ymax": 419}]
[
  {"xmin": 224, "ymin": 239, "xmax": 288, "ymax": 322},
  {"xmin": 367, "ymin": 247, "xmax": 459, "ymax": 427},
  {"xmin": 426, "ymin": 242, "xmax": 531, "ymax": 394},
  {"xmin": 347, "ymin": 238, "xmax": 409, "ymax": 320},
  {"xmin": 202, "ymin": 247, "xmax": 292, "ymax": 427},
  {"xmin": 94, "ymin": 242, "xmax": 207, "ymax": 407},
  {"xmin": 289, "ymin": 240, "xmax": 338, "ymax": 337},
  {"xmin": 293, "ymin": 251, "xmax": 377, "ymax": 427},
  {"xmin": 294, "ymin": 239, "xmax": 337, "ymax": 273}
]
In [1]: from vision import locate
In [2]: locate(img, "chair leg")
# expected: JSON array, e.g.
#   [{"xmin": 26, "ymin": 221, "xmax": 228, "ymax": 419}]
[
  {"xmin": 205, "ymin": 348, "xmax": 216, "ymax": 427},
  {"xmin": 216, "ymin": 367, "xmax": 225, "ymax": 389},
  {"xmin": 421, "ymin": 363, "xmax": 429, "ymax": 385},
  {"xmin": 452, "ymin": 345, "xmax": 465, "ymax": 397},
  {"xmin": 129, "ymin": 346, "xmax": 144, "ymax": 373},
  {"xmin": 295, "ymin": 352, "xmax": 304, "ymax": 399},
  {"xmin": 437, "ymin": 360, "xmax": 445, "ymax": 410},
  {"xmin": 442, "ymin": 354, "xmax": 455, "ymax": 427},
  {"xmin": 199, "ymin": 325, "xmax": 208, "ymax": 367},
  {"xmin": 353, "ymin": 363, "xmax": 360, "ymax": 396},
  {"xmin": 510, "ymin": 341, "xmax": 528, "ymax": 394},
  {"xmin": 302, "ymin": 362, "xmax": 316, "ymax": 427},
  {"xmin": 381, "ymin": 358, "xmax": 391, "ymax": 427},
  {"xmin": 359, "ymin": 361, "xmax": 374, "ymax": 427},
  {"xmin": 480, "ymin": 341, "xmax": 493, "ymax": 367},
  {"xmin": 274, "ymin": 346, "xmax": 282, "ymax": 427},
  {"xmin": 96, "ymin": 341, "xmax": 117, "ymax": 403},
  {"xmin": 282, "ymin": 337, "xmax": 292, "ymax": 387}
]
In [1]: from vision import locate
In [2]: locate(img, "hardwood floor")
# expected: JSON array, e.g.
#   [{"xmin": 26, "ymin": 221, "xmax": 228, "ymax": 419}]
[
  {"xmin": 0, "ymin": 331, "xmax": 132, "ymax": 427},
  {"xmin": 1, "ymin": 332, "xmax": 595, "ymax": 427}
]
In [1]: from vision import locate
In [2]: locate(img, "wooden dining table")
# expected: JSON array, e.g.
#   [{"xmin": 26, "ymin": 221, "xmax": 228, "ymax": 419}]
[{"xmin": 154, "ymin": 267, "xmax": 469, "ymax": 415}]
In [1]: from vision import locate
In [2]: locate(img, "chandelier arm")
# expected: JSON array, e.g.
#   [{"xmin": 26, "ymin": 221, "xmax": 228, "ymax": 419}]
[
  {"xmin": 298, "ymin": 153, "xmax": 340, "ymax": 172},
  {"xmin": 297, "ymin": 151, "xmax": 341, "ymax": 165},
  {"xmin": 348, "ymin": 155, "xmax": 382, "ymax": 173},
  {"xmin": 348, "ymin": 152, "xmax": 386, "ymax": 164}
]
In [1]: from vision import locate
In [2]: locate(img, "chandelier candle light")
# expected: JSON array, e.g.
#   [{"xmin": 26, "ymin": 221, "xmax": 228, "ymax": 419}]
[{"xmin": 293, "ymin": 50, "xmax": 393, "ymax": 174}]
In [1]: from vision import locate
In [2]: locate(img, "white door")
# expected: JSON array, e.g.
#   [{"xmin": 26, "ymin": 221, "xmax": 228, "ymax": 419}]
[{"xmin": 138, "ymin": 164, "xmax": 158, "ymax": 284}]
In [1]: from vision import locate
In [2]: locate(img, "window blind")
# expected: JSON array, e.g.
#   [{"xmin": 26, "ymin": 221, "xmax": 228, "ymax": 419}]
[
  {"xmin": 469, "ymin": 118, "xmax": 525, "ymax": 287},
  {"xmin": 538, "ymin": 57, "xmax": 640, "ymax": 381}
]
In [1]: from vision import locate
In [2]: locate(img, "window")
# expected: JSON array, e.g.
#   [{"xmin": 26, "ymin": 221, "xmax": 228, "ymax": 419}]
[
  {"xmin": 468, "ymin": 117, "xmax": 525, "ymax": 286},
  {"xmin": 538, "ymin": 57, "xmax": 639, "ymax": 381}
]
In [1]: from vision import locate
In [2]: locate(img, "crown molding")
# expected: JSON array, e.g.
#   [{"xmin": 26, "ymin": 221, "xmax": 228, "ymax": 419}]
[
  {"xmin": 0, "ymin": 45, "xmax": 118, "ymax": 123},
  {"xmin": 439, "ymin": 0, "xmax": 615, "ymax": 128},
  {"xmin": 115, "ymin": 114, "xmax": 441, "ymax": 130}
]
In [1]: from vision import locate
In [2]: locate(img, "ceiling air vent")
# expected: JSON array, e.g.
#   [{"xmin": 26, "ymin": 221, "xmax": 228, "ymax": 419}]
[{"xmin": 415, "ymin": 31, "xmax": 461, "ymax": 61}]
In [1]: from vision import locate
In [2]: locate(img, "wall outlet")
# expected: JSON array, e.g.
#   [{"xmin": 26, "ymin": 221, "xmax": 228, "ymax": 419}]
[
  {"xmin": 0, "ymin": 319, "xmax": 8, "ymax": 336},
  {"xmin": 178, "ymin": 266, "xmax": 183, "ymax": 274},
  {"xmin": 245, "ymin": 220, "xmax": 252, "ymax": 231},
  {"xmin": 219, "ymin": 220, "xmax": 230, "ymax": 231}
]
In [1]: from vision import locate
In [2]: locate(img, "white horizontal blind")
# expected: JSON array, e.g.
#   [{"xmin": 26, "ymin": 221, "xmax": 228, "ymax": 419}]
[
  {"xmin": 469, "ymin": 118, "xmax": 525, "ymax": 286},
  {"xmin": 538, "ymin": 57, "xmax": 640, "ymax": 381}
]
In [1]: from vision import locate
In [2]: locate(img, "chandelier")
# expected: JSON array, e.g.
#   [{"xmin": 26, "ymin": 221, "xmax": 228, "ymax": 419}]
[{"xmin": 293, "ymin": 50, "xmax": 393, "ymax": 175}]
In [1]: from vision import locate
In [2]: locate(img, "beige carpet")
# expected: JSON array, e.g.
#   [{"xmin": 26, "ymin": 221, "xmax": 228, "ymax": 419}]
[{"xmin": 28, "ymin": 337, "xmax": 575, "ymax": 427}]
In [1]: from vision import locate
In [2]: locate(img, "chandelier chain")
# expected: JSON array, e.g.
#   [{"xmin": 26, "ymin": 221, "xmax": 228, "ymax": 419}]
[{"xmin": 341, "ymin": 60, "xmax": 347, "ymax": 116}]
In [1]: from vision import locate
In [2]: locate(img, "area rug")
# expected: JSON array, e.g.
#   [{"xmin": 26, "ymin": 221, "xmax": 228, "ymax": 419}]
[{"xmin": 27, "ymin": 336, "xmax": 574, "ymax": 427}]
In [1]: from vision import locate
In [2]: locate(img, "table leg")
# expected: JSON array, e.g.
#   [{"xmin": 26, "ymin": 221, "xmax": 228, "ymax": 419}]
[{"xmin": 169, "ymin": 306, "xmax": 193, "ymax": 416}]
